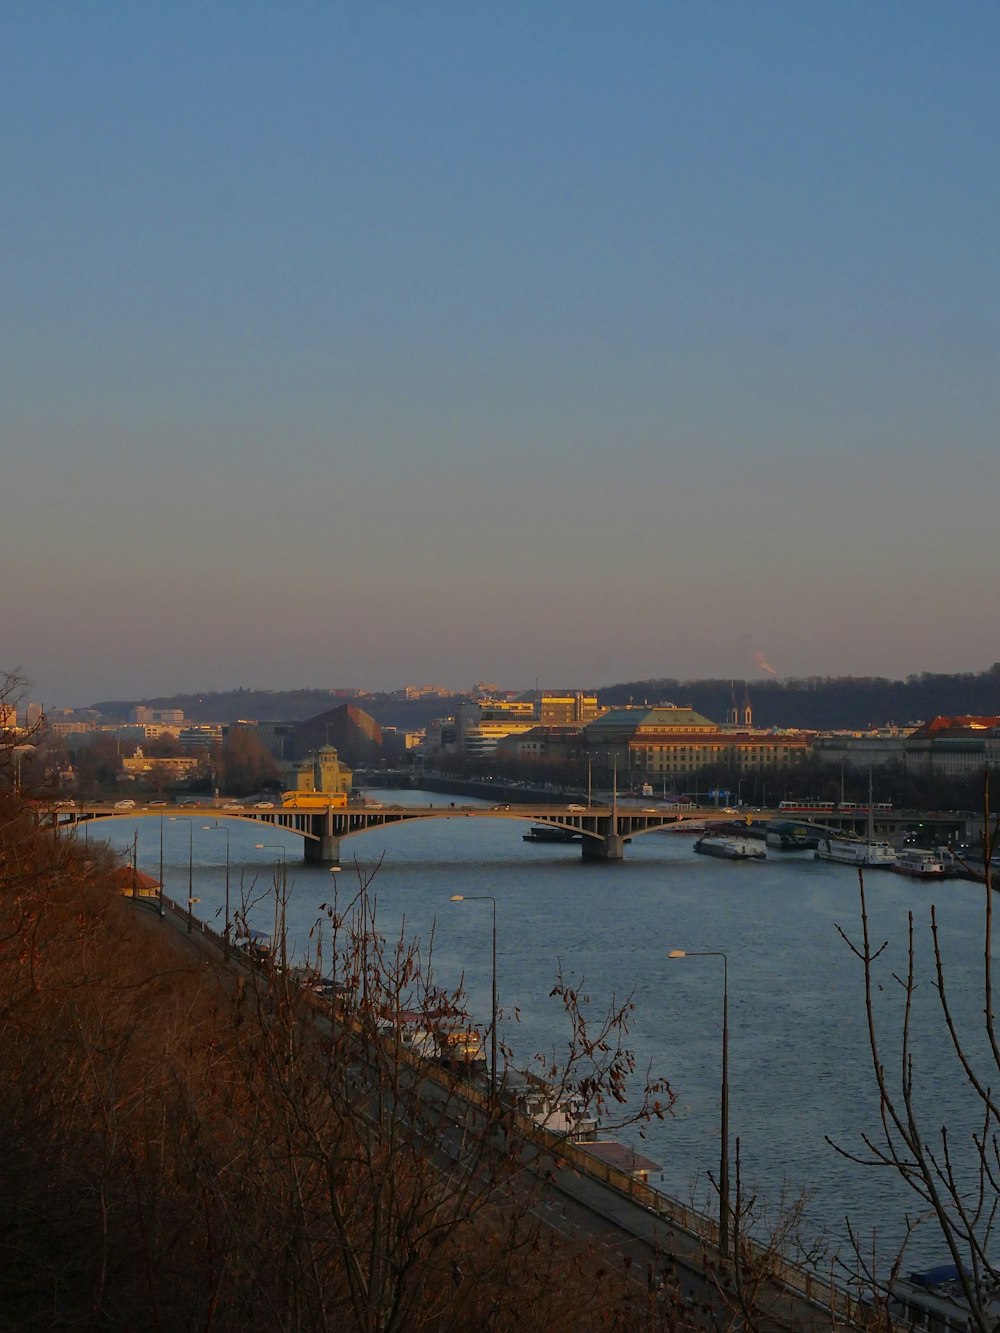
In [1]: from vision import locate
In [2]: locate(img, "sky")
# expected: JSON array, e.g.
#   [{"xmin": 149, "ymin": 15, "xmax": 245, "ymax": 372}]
[{"xmin": 3, "ymin": 3, "xmax": 998, "ymax": 708}]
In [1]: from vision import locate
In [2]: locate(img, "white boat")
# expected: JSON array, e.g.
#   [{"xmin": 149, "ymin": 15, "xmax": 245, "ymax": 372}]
[
  {"xmin": 893, "ymin": 848, "xmax": 948, "ymax": 879},
  {"xmin": 816, "ymin": 772, "xmax": 897, "ymax": 869},
  {"xmin": 815, "ymin": 836, "xmax": 897, "ymax": 868},
  {"xmin": 694, "ymin": 834, "xmax": 766, "ymax": 861}
]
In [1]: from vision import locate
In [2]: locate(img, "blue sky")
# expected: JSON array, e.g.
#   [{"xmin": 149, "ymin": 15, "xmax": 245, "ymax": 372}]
[{"xmin": 3, "ymin": 3, "xmax": 998, "ymax": 707}]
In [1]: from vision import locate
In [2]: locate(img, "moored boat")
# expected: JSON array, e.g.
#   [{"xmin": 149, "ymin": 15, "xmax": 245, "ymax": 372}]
[
  {"xmin": 815, "ymin": 836, "xmax": 897, "ymax": 868},
  {"xmin": 888, "ymin": 1263, "xmax": 1000, "ymax": 1332},
  {"xmin": 766, "ymin": 822, "xmax": 820, "ymax": 852},
  {"xmin": 695, "ymin": 834, "xmax": 766, "ymax": 861},
  {"xmin": 522, "ymin": 825, "xmax": 582, "ymax": 843},
  {"xmin": 892, "ymin": 848, "xmax": 948, "ymax": 879}
]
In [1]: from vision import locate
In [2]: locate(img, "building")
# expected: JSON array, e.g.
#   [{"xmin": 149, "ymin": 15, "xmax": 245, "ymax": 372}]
[
  {"xmin": 583, "ymin": 705, "xmax": 812, "ymax": 784},
  {"xmin": 812, "ymin": 730, "xmax": 911, "ymax": 771},
  {"xmin": 286, "ymin": 744, "xmax": 353, "ymax": 797},
  {"xmin": 120, "ymin": 748, "xmax": 200, "ymax": 783},
  {"xmin": 131, "ymin": 706, "xmax": 186, "ymax": 725},
  {"xmin": 423, "ymin": 717, "xmax": 458, "ymax": 755},
  {"xmin": 903, "ymin": 716, "xmax": 1000, "ymax": 780},
  {"xmin": 538, "ymin": 692, "xmax": 601, "ymax": 725},
  {"xmin": 452, "ymin": 692, "xmax": 602, "ymax": 760},
  {"xmin": 495, "ymin": 725, "xmax": 585, "ymax": 765},
  {"xmin": 292, "ymin": 705, "xmax": 382, "ymax": 767},
  {"xmin": 454, "ymin": 702, "xmax": 537, "ymax": 758},
  {"xmin": 178, "ymin": 724, "xmax": 225, "ymax": 752}
]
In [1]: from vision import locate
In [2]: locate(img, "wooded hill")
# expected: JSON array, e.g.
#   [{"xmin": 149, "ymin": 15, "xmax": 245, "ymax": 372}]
[{"xmin": 88, "ymin": 664, "xmax": 1000, "ymax": 732}]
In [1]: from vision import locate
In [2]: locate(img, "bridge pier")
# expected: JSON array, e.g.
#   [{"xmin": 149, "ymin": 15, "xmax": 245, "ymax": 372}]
[
  {"xmin": 581, "ymin": 834, "xmax": 625, "ymax": 862},
  {"xmin": 303, "ymin": 835, "xmax": 342, "ymax": 866}
]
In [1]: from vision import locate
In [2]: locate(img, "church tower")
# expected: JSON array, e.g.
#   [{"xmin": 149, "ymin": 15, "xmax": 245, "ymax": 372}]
[{"xmin": 741, "ymin": 682, "xmax": 753, "ymax": 728}]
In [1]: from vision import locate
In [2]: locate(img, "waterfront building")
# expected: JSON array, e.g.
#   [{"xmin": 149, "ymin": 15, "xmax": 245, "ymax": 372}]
[{"xmin": 583, "ymin": 705, "xmax": 812, "ymax": 783}]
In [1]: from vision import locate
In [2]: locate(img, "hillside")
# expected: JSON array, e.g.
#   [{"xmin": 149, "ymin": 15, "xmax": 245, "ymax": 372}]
[{"xmin": 88, "ymin": 664, "xmax": 1000, "ymax": 731}]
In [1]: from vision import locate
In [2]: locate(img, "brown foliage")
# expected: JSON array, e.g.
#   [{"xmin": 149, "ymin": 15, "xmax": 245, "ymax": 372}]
[{"xmin": 0, "ymin": 798, "xmax": 691, "ymax": 1332}]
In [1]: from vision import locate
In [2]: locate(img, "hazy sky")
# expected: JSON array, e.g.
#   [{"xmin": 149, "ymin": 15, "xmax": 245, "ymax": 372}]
[{"xmin": 4, "ymin": 3, "xmax": 998, "ymax": 707}]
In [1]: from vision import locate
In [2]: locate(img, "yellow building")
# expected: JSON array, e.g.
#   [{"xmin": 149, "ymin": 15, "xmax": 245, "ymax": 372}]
[{"xmin": 282, "ymin": 744, "xmax": 351, "ymax": 807}]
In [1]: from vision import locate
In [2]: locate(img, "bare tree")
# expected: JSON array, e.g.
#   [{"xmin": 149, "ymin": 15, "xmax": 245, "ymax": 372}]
[
  {"xmin": 210, "ymin": 861, "xmax": 676, "ymax": 1331},
  {"xmin": 831, "ymin": 772, "xmax": 1000, "ymax": 1330}
]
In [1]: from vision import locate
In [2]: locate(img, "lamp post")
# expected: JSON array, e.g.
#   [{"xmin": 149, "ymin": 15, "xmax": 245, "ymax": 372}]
[
  {"xmin": 255, "ymin": 841, "xmax": 287, "ymax": 871},
  {"xmin": 450, "ymin": 894, "xmax": 497, "ymax": 1101},
  {"xmin": 668, "ymin": 948, "xmax": 730, "ymax": 1259},
  {"xmin": 204, "ymin": 823, "xmax": 231, "ymax": 960},
  {"xmin": 256, "ymin": 843, "xmax": 288, "ymax": 970},
  {"xmin": 186, "ymin": 820, "xmax": 195, "ymax": 932},
  {"xmin": 158, "ymin": 811, "xmax": 165, "ymax": 917}
]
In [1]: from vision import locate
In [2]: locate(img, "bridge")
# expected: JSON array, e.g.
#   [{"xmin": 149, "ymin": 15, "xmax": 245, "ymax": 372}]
[
  {"xmin": 50, "ymin": 800, "xmax": 711, "ymax": 863},
  {"xmin": 45, "ymin": 800, "xmax": 970, "ymax": 865}
]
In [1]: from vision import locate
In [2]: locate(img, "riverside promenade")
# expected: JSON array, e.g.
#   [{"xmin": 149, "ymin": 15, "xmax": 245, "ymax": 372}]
[{"xmin": 136, "ymin": 886, "xmax": 888, "ymax": 1332}]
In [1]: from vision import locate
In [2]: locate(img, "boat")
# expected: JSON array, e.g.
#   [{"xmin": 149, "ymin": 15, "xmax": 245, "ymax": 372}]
[
  {"xmin": 522, "ymin": 825, "xmax": 582, "ymax": 843},
  {"xmin": 888, "ymin": 1263, "xmax": 1000, "ymax": 1332},
  {"xmin": 816, "ymin": 771, "xmax": 897, "ymax": 869},
  {"xmin": 694, "ymin": 834, "xmax": 766, "ymax": 861},
  {"xmin": 766, "ymin": 822, "xmax": 820, "ymax": 852},
  {"xmin": 892, "ymin": 848, "xmax": 948, "ymax": 879},
  {"xmin": 815, "ymin": 836, "xmax": 897, "ymax": 868}
]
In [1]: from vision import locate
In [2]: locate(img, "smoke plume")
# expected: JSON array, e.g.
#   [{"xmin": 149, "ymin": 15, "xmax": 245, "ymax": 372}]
[{"xmin": 753, "ymin": 651, "xmax": 777, "ymax": 676}]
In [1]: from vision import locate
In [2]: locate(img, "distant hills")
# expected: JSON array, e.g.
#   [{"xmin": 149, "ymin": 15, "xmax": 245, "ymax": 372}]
[
  {"xmin": 597, "ymin": 664, "xmax": 1000, "ymax": 730},
  {"xmin": 89, "ymin": 664, "xmax": 1000, "ymax": 733}
]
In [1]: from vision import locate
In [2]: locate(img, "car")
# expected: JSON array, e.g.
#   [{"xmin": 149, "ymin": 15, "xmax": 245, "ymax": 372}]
[
  {"xmin": 491, "ymin": 803, "xmax": 510, "ymax": 811},
  {"xmin": 179, "ymin": 800, "xmax": 198, "ymax": 808},
  {"xmin": 255, "ymin": 801, "xmax": 274, "ymax": 809},
  {"xmin": 113, "ymin": 799, "xmax": 136, "ymax": 810},
  {"xmin": 149, "ymin": 800, "xmax": 166, "ymax": 807},
  {"xmin": 223, "ymin": 802, "xmax": 242, "ymax": 809},
  {"xmin": 567, "ymin": 803, "xmax": 586, "ymax": 812}
]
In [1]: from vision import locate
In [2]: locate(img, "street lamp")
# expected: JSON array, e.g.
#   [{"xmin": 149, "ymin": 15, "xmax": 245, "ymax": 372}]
[
  {"xmin": 256, "ymin": 843, "xmax": 289, "ymax": 970},
  {"xmin": 668, "ymin": 948, "xmax": 730, "ymax": 1259},
  {"xmin": 158, "ymin": 810, "xmax": 165, "ymax": 917},
  {"xmin": 450, "ymin": 894, "xmax": 498, "ymax": 1101},
  {"xmin": 255, "ymin": 841, "xmax": 287, "ymax": 869},
  {"xmin": 186, "ymin": 821, "xmax": 196, "ymax": 932},
  {"xmin": 204, "ymin": 823, "xmax": 231, "ymax": 960}
]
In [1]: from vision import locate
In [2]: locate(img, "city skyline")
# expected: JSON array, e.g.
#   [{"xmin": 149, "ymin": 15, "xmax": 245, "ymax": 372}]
[{"xmin": 4, "ymin": 5, "xmax": 998, "ymax": 708}]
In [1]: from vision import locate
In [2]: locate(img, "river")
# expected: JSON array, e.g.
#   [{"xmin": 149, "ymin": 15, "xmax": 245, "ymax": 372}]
[{"xmin": 103, "ymin": 790, "xmax": 994, "ymax": 1276}]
